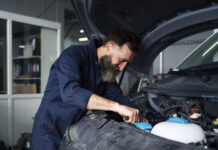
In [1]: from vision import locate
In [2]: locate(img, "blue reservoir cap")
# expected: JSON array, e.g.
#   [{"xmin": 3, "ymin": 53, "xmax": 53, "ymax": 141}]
[
  {"xmin": 134, "ymin": 122, "xmax": 152, "ymax": 130},
  {"xmin": 167, "ymin": 117, "xmax": 188, "ymax": 124}
]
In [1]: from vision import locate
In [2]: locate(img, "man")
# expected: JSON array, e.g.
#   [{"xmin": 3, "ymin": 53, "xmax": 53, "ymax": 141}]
[{"xmin": 30, "ymin": 30, "xmax": 140, "ymax": 150}]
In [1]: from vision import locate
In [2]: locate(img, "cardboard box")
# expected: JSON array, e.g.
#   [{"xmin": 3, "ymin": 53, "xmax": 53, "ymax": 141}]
[{"xmin": 13, "ymin": 84, "xmax": 37, "ymax": 94}]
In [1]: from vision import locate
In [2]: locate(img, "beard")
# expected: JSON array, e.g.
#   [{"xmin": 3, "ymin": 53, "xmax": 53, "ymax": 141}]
[{"xmin": 99, "ymin": 55, "xmax": 120, "ymax": 82}]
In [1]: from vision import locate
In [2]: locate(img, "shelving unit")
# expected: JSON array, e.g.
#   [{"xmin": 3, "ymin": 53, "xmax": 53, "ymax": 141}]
[
  {"xmin": 13, "ymin": 56, "xmax": 41, "ymax": 59},
  {"xmin": 12, "ymin": 24, "xmax": 42, "ymax": 94},
  {"xmin": 13, "ymin": 78, "xmax": 41, "ymax": 80},
  {"xmin": 0, "ymin": 10, "xmax": 61, "ymax": 147}
]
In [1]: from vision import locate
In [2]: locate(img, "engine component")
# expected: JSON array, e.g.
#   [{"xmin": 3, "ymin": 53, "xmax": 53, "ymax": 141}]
[
  {"xmin": 134, "ymin": 122, "xmax": 152, "ymax": 130},
  {"xmin": 213, "ymin": 118, "xmax": 218, "ymax": 125},
  {"xmin": 214, "ymin": 128, "xmax": 218, "ymax": 133},
  {"xmin": 138, "ymin": 92, "xmax": 218, "ymax": 148},
  {"xmin": 189, "ymin": 113, "xmax": 201, "ymax": 119},
  {"xmin": 151, "ymin": 118, "xmax": 206, "ymax": 144}
]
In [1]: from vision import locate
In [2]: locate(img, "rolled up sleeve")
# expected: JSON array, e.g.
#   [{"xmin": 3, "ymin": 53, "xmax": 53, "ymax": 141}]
[{"xmin": 54, "ymin": 50, "xmax": 92, "ymax": 110}]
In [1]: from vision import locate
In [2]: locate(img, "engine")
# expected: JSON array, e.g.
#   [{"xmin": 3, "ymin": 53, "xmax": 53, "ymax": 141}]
[{"xmin": 131, "ymin": 92, "xmax": 218, "ymax": 149}]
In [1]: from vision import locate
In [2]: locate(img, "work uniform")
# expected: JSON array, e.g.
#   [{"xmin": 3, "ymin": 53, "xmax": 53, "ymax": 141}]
[{"xmin": 30, "ymin": 39, "xmax": 133, "ymax": 150}]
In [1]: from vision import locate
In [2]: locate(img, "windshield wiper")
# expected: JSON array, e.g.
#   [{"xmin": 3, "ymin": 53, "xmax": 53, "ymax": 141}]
[
  {"xmin": 177, "ymin": 62, "xmax": 218, "ymax": 71},
  {"xmin": 169, "ymin": 67, "xmax": 210, "ymax": 83}
]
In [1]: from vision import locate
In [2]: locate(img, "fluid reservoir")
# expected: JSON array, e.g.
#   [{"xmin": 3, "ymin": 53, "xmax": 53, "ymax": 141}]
[{"xmin": 151, "ymin": 118, "xmax": 205, "ymax": 144}]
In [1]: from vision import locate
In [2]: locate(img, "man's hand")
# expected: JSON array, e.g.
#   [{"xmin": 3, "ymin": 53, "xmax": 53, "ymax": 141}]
[
  {"xmin": 141, "ymin": 117, "xmax": 149, "ymax": 123},
  {"xmin": 115, "ymin": 103, "xmax": 140, "ymax": 124},
  {"xmin": 86, "ymin": 94, "xmax": 140, "ymax": 124}
]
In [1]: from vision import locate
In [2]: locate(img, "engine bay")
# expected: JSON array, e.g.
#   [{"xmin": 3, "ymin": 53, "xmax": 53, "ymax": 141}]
[{"xmin": 130, "ymin": 91, "xmax": 218, "ymax": 149}]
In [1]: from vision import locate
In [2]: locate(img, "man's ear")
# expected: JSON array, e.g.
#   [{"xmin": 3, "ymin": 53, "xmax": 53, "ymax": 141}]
[{"xmin": 105, "ymin": 41, "xmax": 113, "ymax": 54}]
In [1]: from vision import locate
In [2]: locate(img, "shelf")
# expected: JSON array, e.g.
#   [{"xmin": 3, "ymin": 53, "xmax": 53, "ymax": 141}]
[
  {"xmin": 13, "ymin": 56, "xmax": 41, "ymax": 60},
  {"xmin": 13, "ymin": 77, "xmax": 41, "ymax": 80},
  {"xmin": 0, "ymin": 91, "xmax": 7, "ymax": 95}
]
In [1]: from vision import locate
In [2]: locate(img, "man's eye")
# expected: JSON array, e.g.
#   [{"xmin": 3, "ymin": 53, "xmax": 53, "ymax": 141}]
[
  {"xmin": 119, "ymin": 61, "xmax": 125, "ymax": 64},
  {"xmin": 120, "ymin": 59, "xmax": 127, "ymax": 63}
]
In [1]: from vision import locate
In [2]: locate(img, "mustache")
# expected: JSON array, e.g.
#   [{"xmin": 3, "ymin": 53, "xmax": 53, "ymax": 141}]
[{"xmin": 99, "ymin": 56, "xmax": 118, "ymax": 70}]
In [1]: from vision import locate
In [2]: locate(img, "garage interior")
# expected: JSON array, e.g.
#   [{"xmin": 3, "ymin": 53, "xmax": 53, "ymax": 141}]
[{"xmin": 0, "ymin": 0, "xmax": 217, "ymax": 149}]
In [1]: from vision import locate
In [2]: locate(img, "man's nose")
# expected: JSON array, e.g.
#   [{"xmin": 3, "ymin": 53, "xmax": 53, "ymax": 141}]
[{"xmin": 119, "ymin": 62, "xmax": 127, "ymax": 71}]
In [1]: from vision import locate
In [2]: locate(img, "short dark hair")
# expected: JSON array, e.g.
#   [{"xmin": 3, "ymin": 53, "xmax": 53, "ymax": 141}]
[{"xmin": 105, "ymin": 30, "xmax": 140, "ymax": 53}]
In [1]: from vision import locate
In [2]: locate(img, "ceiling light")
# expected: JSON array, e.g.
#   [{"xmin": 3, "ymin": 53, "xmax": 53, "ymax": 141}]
[
  {"xmin": 80, "ymin": 29, "xmax": 84, "ymax": 33},
  {"xmin": 78, "ymin": 37, "xmax": 88, "ymax": 42}
]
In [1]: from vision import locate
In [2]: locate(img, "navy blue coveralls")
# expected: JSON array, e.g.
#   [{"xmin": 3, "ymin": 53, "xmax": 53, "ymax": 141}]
[{"xmin": 30, "ymin": 39, "xmax": 133, "ymax": 150}]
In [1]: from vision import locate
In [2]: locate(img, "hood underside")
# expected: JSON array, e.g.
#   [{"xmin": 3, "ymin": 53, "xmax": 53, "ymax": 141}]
[
  {"xmin": 72, "ymin": 0, "xmax": 218, "ymax": 75},
  {"xmin": 90, "ymin": 0, "xmax": 213, "ymax": 36}
]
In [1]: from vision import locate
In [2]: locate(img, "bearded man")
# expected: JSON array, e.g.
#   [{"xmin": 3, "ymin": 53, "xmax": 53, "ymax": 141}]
[{"xmin": 30, "ymin": 30, "xmax": 141, "ymax": 150}]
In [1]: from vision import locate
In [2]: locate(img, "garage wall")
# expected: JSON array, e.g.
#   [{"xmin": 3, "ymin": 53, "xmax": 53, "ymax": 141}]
[
  {"xmin": 0, "ymin": 0, "xmax": 63, "ymax": 22},
  {"xmin": 0, "ymin": 0, "xmax": 64, "ymax": 50}
]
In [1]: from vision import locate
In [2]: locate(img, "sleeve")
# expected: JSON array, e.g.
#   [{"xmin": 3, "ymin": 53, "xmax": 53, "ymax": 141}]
[
  {"xmin": 54, "ymin": 49, "xmax": 93, "ymax": 110},
  {"xmin": 103, "ymin": 82, "xmax": 135, "ymax": 108}
]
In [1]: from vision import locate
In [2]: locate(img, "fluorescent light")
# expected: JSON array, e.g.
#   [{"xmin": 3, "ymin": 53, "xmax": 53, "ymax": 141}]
[
  {"xmin": 80, "ymin": 29, "xmax": 84, "ymax": 33},
  {"xmin": 78, "ymin": 37, "xmax": 88, "ymax": 42}
]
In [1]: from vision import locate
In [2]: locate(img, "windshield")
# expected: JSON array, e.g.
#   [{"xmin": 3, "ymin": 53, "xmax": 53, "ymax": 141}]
[{"xmin": 177, "ymin": 32, "xmax": 218, "ymax": 70}]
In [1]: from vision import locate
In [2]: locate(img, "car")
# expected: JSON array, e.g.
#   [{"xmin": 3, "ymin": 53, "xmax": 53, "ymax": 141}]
[{"xmin": 59, "ymin": 0, "xmax": 218, "ymax": 149}]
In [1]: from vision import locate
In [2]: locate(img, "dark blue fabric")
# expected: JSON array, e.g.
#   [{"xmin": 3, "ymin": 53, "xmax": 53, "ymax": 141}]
[{"xmin": 30, "ymin": 40, "xmax": 133, "ymax": 150}]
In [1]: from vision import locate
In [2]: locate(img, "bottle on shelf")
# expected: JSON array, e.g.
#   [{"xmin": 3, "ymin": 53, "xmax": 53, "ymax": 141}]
[{"xmin": 17, "ymin": 41, "xmax": 25, "ymax": 56}]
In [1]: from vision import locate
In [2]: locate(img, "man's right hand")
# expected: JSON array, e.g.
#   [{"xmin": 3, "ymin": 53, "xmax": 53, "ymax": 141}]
[
  {"xmin": 115, "ymin": 104, "xmax": 140, "ymax": 124},
  {"xmin": 86, "ymin": 94, "xmax": 140, "ymax": 124}
]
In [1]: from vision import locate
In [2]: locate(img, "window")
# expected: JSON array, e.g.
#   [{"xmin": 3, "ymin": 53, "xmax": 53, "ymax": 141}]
[
  {"xmin": 0, "ymin": 19, "xmax": 7, "ymax": 94},
  {"xmin": 177, "ymin": 32, "xmax": 218, "ymax": 70},
  {"xmin": 12, "ymin": 22, "xmax": 58, "ymax": 94},
  {"xmin": 12, "ymin": 22, "xmax": 41, "ymax": 94}
]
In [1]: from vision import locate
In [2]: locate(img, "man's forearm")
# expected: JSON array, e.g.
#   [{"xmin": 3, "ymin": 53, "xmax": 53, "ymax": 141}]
[
  {"xmin": 86, "ymin": 94, "xmax": 140, "ymax": 124},
  {"xmin": 86, "ymin": 94, "xmax": 119, "ymax": 112}
]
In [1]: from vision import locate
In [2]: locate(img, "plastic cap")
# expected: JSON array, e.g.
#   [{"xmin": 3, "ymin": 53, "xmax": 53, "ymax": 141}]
[
  {"xmin": 134, "ymin": 122, "xmax": 152, "ymax": 130},
  {"xmin": 167, "ymin": 117, "xmax": 188, "ymax": 124}
]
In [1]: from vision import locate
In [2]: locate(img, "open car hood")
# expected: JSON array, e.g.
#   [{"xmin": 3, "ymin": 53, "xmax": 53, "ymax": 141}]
[{"xmin": 71, "ymin": 0, "xmax": 218, "ymax": 75}]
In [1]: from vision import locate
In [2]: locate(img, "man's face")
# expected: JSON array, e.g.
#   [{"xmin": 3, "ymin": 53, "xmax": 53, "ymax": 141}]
[{"xmin": 99, "ymin": 42, "xmax": 135, "ymax": 82}]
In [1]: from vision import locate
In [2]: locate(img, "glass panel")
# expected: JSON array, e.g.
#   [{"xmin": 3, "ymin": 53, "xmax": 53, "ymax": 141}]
[
  {"xmin": 12, "ymin": 22, "xmax": 58, "ymax": 94},
  {"xmin": 152, "ymin": 30, "xmax": 213, "ymax": 76},
  {"xmin": 177, "ymin": 32, "xmax": 218, "ymax": 70},
  {"xmin": 12, "ymin": 22, "xmax": 41, "ymax": 94},
  {"xmin": 0, "ymin": 19, "xmax": 7, "ymax": 94}
]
